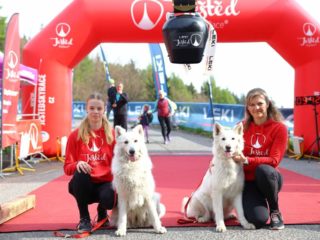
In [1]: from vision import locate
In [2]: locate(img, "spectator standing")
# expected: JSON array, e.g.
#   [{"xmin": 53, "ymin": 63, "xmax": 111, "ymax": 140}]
[
  {"xmin": 112, "ymin": 82, "xmax": 129, "ymax": 130},
  {"xmin": 106, "ymin": 79, "xmax": 117, "ymax": 119}
]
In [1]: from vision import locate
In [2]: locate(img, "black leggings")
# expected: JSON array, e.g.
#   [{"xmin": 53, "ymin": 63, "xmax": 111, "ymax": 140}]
[
  {"xmin": 158, "ymin": 116, "xmax": 171, "ymax": 141},
  {"xmin": 243, "ymin": 164, "xmax": 283, "ymax": 229},
  {"xmin": 68, "ymin": 171, "xmax": 116, "ymax": 219}
]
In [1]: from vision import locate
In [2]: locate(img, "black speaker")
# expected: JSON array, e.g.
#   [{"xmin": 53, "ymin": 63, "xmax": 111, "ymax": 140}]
[{"xmin": 162, "ymin": 13, "xmax": 208, "ymax": 64}]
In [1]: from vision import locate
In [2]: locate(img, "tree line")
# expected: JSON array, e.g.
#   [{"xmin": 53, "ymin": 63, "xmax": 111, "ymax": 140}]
[{"xmin": 73, "ymin": 54, "xmax": 245, "ymax": 104}]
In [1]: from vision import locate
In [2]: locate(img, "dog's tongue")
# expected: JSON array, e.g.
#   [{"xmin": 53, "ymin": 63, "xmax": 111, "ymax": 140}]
[
  {"xmin": 129, "ymin": 155, "xmax": 136, "ymax": 161},
  {"xmin": 225, "ymin": 152, "xmax": 232, "ymax": 158}
]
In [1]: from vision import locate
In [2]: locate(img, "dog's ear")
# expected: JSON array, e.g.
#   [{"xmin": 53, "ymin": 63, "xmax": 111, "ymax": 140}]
[
  {"xmin": 234, "ymin": 122, "xmax": 243, "ymax": 135},
  {"xmin": 132, "ymin": 124, "xmax": 144, "ymax": 137},
  {"xmin": 115, "ymin": 126, "xmax": 126, "ymax": 138},
  {"xmin": 214, "ymin": 122, "xmax": 222, "ymax": 136}
]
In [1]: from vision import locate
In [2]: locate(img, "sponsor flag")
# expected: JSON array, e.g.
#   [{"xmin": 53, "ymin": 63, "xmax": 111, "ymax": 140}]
[
  {"xmin": 99, "ymin": 45, "xmax": 111, "ymax": 82},
  {"xmin": 207, "ymin": 77, "xmax": 214, "ymax": 120},
  {"xmin": 1, "ymin": 13, "xmax": 21, "ymax": 149},
  {"xmin": 149, "ymin": 44, "xmax": 168, "ymax": 98}
]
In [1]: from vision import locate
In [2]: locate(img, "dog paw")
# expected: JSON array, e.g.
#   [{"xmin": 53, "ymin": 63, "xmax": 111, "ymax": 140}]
[
  {"xmin": 224, "ymin": 213, "xmax": 237, "ymax": 220},
  {"xmin": 155, "ymin": 226, "xmax": 167, "ymax": 234},
  {"xmin": 243, "ymin": 222, "xmax": 256, "ymax": 230},
  {"xmin": 216, "ymin": 224, "xmax": 227, "ymax": 232},
  {"xmin": 197, "ymin": 216, "xmax": 210, "ymax": 223},
  {"xmin": 115, "ymin": 228, "xmax": 127, "ymax": 236}
]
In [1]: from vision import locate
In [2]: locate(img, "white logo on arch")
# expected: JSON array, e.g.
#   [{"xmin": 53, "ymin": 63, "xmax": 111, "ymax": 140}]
[
  {"xmin": 131, "ymin": 0, "xmax": 164, "ymax": 30},
  {"xmin": 56, "ymin": 23, "xmax": 71, "ymax": 37},
  {"xmin": 299, "ymin": 22, "xmax": 320, "ymax": 47},
  {"xmin": 51, "ymin": 22, "xmax": 73, "ymax": 48},
  {"xmin": 303, "ymin": 22, "xmax": 317, "ymax": 37}
]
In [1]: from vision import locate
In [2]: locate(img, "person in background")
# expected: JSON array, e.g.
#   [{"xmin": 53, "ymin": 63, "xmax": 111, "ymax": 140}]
[
  {"xmin": 138, "ymin": 104, "xmax": 153, "ymax": 143},
  {"xmin": 232, "ymin": 88, "xmax": 287, "ymax": 230},
  {"xmin": 64, "ymin": 92, "xmax": 116, "ymax": 233},
  {"xmin": 112, "ymin": 82, "xmax": 129, "ymax": 130},
  {"xmin": 153, "ymin": 90, "xmax": 176, "ymax": 144},
  {"xmin": 106, "ymin": 78, "xmax": 117, "ymax": 119}
]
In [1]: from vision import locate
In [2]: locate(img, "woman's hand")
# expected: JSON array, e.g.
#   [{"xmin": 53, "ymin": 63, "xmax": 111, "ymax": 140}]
[
  {"xmin": 232, "ymin": 153, "xmax": 247, "ymax": 164},
  {"xmin": 76, "ymin": 161, "xmax": 92, "ymax": 174}
]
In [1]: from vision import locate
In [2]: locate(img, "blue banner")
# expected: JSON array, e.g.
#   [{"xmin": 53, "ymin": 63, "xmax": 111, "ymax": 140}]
[
  {"xmin": 149, "ymin": 44, "xmax": 168, "ymax": 98},
  {"xmin": 99, "ymin": 45, "xmax": 111, "ymax": 82},
  {"xmin": 72, "ymin": 101, "xmax": 293, "ymax": 133}
]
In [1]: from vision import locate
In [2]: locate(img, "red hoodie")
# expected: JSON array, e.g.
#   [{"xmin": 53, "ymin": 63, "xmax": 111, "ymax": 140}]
[
  {"xmin": 243, "ymin": 119, "xmax": 288, "ymax": 181},
  {"xmin": 64, "ymin": 127, "xmax": 115, "ymax": 183}
]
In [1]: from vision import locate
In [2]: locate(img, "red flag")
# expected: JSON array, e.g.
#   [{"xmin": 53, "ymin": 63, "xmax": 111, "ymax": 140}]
[{"xmin": 1, "ymin": 13, "xmax": 21, "ymax": 149}]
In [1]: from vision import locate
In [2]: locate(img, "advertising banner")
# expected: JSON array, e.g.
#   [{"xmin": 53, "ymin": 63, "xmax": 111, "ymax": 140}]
[
  {"xmin": 100, "ymin": 45, "xmax": 111, "ymax": 82},
  {"xmin": 149, "ymin": 44, "xmax": 168, "ymax": 98},
  {"xmin": 72, "ymin": 101, "xmax": 293, "ymax": 133},
  {"xmin": 16, "ymin": 119, "xmax": 43, "ymax": 158},
  {"xmin": 1, "ymin": 13, "xmax": 21, "ymax": 149}
]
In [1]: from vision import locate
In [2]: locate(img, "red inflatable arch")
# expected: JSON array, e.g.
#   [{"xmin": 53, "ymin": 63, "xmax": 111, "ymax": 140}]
[{"xmin": 22, "ymin": 0, "xmax": 320, "ymax": 156}]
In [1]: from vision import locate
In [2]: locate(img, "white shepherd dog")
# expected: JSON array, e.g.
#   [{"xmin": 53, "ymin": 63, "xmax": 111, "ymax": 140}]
[
  {"xmin": 111, "ymin": 125, "xmax": 167, "ymax": 236},
  {"xmin": 182, "ymin": 122, "xmax": 255, "ymax": 232}
]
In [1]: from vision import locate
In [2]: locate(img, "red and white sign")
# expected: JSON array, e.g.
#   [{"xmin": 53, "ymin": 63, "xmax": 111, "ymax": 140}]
[
  {"xmin": 1, "ymin": 13, "xmax": 20, "ymax": 149},
  {"xmin": 16, "ymin": 119, "xmax": 43, "ymax": 158}
]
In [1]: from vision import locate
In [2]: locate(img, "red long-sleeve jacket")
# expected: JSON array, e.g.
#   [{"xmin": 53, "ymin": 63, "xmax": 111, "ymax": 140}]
[
  {"xmin": 243, "ymin": 119, "xmax": 288, "ymax": 181},
  {"xmin": 64, "ymin": 127, "xmax": 115, "ymax": 183}
]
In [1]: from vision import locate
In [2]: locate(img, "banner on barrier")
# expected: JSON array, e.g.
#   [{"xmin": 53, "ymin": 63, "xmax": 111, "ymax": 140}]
[
  {"xmin": 16, "ymin": 119, "xmax": 43, "ymax": 158},
  {"xmin": 72, "ymin": 101, "xmax": 293, "ymax": 134}
]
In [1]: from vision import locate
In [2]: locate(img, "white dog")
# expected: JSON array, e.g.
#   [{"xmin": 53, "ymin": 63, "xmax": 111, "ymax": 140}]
[
  {"xmin": 182, "ymin": 122, "xmax": 255, "ymax": 232},
  {"xmin": 111, "ymin": 125, "xmax": 167, "ymax": 236}
]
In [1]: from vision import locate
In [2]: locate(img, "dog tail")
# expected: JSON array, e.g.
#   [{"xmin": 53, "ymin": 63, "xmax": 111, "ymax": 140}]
[
  {"xmin": 158, "ymin": 203, "xmax": 166, "ymax": 218},
  {"xmin": 181, "ymin": 196, "xmax": 189, "ymax": 214},
  {"xmin": 154, "ymin": 192, "xmax": 166, "ymax": 218}
]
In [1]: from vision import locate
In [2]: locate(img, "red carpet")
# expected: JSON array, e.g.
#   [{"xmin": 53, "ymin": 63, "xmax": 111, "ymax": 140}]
[{"xmin": 0, "ymin": 155, "xmax": 320, "ymax": 232}]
